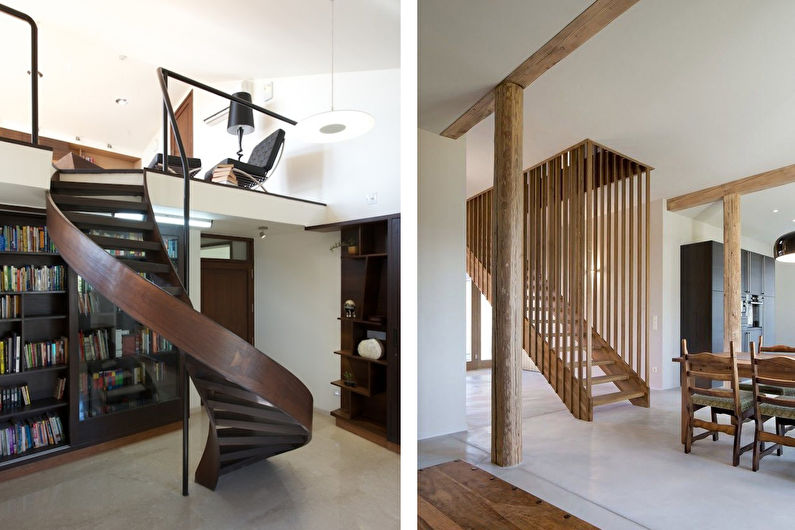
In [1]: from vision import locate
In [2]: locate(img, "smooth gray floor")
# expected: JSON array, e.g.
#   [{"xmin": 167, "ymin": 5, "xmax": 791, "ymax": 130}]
[
  {"xmin": 0, "ymin": 409, "xmax": 399, "ymax": 529},
  {"xmin": 419, "ymin": 369, "xmax": 795, "ymax": 529}
]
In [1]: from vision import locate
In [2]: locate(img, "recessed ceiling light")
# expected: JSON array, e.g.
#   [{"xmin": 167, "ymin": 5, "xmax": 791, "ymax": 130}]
[
  {"xmin": 115, "ymin": 98, "xmax": 128, "ymax": 105},
  {"xmin": 773, "ymin": 209, "xmax": 779, "ymax": 213}
]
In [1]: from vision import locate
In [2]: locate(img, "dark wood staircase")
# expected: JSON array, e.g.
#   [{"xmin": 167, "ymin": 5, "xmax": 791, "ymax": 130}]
[{"xmin": 46, "ymin": 171, "xmax": 312, "ymax": 490}]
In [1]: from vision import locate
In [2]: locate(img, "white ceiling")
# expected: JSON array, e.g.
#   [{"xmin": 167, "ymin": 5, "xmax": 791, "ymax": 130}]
[
  {"xmin": 0, "ymin": 0, "xmax": 399, "ymax": 156},
  {"xmin": 418, "ymin": 0, "xmax": 591, "ymax": 133},
  {"xmin": 420, "ymin": 0, "xmax": 795, "ymax": 207},
  {"xmin": 677, "ymin": 184, "xmax": 795, "ymax": 248}
]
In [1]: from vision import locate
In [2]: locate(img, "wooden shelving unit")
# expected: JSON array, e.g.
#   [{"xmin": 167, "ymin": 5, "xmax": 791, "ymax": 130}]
[
  {"xmin": 309, "ymin": 215, "xmax": 400, "ymax": 451},
  {"xmin": 0, "ymin": 207, "xmax": 71, "ymax": 469}
]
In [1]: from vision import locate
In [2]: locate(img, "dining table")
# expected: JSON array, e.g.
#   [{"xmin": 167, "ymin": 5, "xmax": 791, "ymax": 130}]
[{"xmin": 672, "ymin": 350, "xmax": 795, "ymax": 443}]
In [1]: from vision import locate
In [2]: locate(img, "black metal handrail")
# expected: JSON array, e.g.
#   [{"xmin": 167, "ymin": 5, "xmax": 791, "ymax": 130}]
[
  {"xmin": 155, "ymin": 67, "xmax": 297, "ymax": 497},
  {"xmin": 0, "ymin": 3, "xmax": 39, "ymax": 143}
]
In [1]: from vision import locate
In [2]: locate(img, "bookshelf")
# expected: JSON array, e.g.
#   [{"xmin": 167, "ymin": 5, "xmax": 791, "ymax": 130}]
[
  {"xmin": 76, "ymin": 275, "xmax": 180, "ymax": 422},
  {"xmin": 308, "ymin": 215, "xmax": 400, "ymax": 451},
  {"xmin": 0, "ymin": 205, "xmax": 184, "ymax": 474},
  {"xmin": 0, "ymin": 209, "xmax": 71, "ymax": 466}
]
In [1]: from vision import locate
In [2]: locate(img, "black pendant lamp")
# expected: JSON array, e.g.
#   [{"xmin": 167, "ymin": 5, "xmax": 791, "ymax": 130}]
[
  {"xmin": 227, "ymin": 91, "xmax": 255, "ymax": 160},
  {"xmin": 774, "ymin": 230, "xmax": 795, "ymax": 263}
]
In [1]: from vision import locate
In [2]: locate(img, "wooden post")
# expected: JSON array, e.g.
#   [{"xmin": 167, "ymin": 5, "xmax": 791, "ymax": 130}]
[
  {"xmin": 491, "ymin": 81, "xmax": 523, "ymax": 467},
  {"xmin": 471, "ymin": 282, "xmax": 481, "ymax": 368},
  {"xmin": 723, "ymin": 193, "xmax": 741, "ymax": 351}
]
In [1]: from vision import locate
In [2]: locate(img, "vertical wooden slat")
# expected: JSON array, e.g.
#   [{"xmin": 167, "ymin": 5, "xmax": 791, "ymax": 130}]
[
  {"xmin": 586, "ymin": 143, "xmax": 594, "ymax": 404},
  {"xmin": 645, "ymin": 167, "xmax": 650, "ymax": 383},
  {"xmin": 543, "ymin": 164, "xmax": 550, "ymax": 378},
  {"xmin": 552, "ymin": 155, "xmax": 560, "ymax": 394},
  {"xmin": 561, "ymin": 153, "xmax": 569, "ymax": 409},
  {"xmin": 612, "ymin": 154, "xmax": 618, "ymax": 351},
  {"xmin": 621, "ymin": 159, "xmax": 627, "ymax": 364},
  {"xmin": 637, "ymin": 165, "xmax": 642, "ymax": 376},
  {"xmin": 627, "ymin": 162, "xmax": 638, "ymax": 370}
]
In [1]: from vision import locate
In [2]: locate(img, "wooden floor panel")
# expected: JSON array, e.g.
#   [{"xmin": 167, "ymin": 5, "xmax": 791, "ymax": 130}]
[{"xmin": 418, "ymin": 460, "xmax": 597, "ymax": 529}]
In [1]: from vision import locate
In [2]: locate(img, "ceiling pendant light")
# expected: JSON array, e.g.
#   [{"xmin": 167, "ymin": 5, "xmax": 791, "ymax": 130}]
[
  {"xmin": 774, "ymin": 230, "xmax": 795, "ymax": 262},
  {"xmin": 294, "ymin": 0, "xmax": 374, "ymax": 143}
]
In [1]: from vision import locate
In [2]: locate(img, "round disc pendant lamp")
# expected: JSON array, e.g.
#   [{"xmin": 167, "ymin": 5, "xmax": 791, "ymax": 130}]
[{"xmin": 294, "ymin": 0, "xmax": 374, "ymax": 143}]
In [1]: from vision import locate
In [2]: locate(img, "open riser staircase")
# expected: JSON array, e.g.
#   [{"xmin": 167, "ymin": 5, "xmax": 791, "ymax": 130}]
[
  {"xmin": 467, "ymin": 140, "xmax": 651, "ymax": 420},
  {"xmin": 46, "ymin": 170, "xmax": 312, "ymax": 489}
]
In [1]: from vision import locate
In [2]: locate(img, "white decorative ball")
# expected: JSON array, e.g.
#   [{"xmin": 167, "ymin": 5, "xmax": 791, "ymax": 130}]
[{"xmin": 357, "ymin": 338, "xmax": 384, "ymax": 360}]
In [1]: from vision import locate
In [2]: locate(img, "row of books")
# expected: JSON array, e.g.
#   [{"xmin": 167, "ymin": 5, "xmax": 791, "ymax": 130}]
[
  {"xmin": 0, "ymin": 225, "xmax": 57, "ymax": 253},
  {"xmin": 0, "ymin": 384, "xmax": 31, "ymax": 411},
  {"xmin": 0, "ymin": 413, "xmax": 64, "ymax": 457},
  {"xmin": 1, "ymin": 335, "xmax": 68, "ymax": 374},
  {"xmin": 89, "ymin": 366, "xmax": 144, "ymax": 392},
  {"xmin": 1, "ymin": 265, "xmax": 65, "ymax": 292},
  {"xmin": 78, "ymin": 329, "xmax": 111, "ymax": 361},
  {"xmin": 77, "ymin": 291, "xmax": 104, "ymax": 315},
  {"xmin": 0, "ymin": 294, "xmax": 20, "ymax": 319},
  {"xmin": 133, "ymin": 328, "xmax": 174, "ymax": 355}
]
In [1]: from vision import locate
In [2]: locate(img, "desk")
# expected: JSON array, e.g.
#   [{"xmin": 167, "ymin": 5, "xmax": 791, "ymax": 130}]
[{"xmin": 672, "ymin": 352, "xmax": 795, "ymax": 443}]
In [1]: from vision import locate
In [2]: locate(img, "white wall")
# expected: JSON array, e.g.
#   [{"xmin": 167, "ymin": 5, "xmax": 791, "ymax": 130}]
[
  {"xmin": 775, "ymin": 262, "xmax": 795, "ymax": 346},
  {"xmin": 650, "ymin": 202, "xmax": 771, "ymax": 389},
  {"xmin": 0, "ymin": 142, "xmax": 54, "ymax": 208},
  {"xmin": 418, "ymin": 128, "xmax": 467, "ymax": 439},
  {"xmin": 253, "ymin": 228, "xmax": 341, "ymax": 412},
  {"xmin": 145, "ymin": 69, "xmax": 400, "ymax": 224}
]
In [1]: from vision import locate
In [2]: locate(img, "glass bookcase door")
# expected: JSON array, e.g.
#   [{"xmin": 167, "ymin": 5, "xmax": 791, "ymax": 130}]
[{"xmin": 76, "ymin": 276, "xmax": 179, "ymax": 421}]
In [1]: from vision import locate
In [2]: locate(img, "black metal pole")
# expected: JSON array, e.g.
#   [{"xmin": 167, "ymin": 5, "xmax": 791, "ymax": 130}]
[
  {"xmin": 154, "ymin": 67, "xmax": 297, "ymax": 496},
  {"xmin": 0, "ymin": 3, "xmax": 39, "ymax": 143}
]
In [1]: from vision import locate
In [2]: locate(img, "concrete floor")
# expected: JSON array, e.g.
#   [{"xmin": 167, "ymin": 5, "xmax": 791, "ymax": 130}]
[
  {"xmin": 0, "ymin": 409, "xmax": 399, "ymax": 529},
  {"xmin": 419, "ymin": 369, "xmax": 795, "ymax": 529}
]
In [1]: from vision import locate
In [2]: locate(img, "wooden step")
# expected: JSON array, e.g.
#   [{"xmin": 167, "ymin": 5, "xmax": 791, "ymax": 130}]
[
  {"xmin": 218, "ymin": 444, "xmax": 300, "ymax": 463},
  {"xmin": 592, "ymin": 389, "xmax": 645, "ymax": 407},
  {"xmin": 206, "ymin": 399, "xmax": 292, "ymax": 424},
  {"xmin": 51, "ymin": 181, "xmax": 144, "ymax": 196},
  {"xmin": 192, "ymin": 378, "xmax": 276, "ymax": 408},
  {"xmin": 213, "ymin": 417, "xmax": 306, "ymax": 435},
  {"xmin": 159, "ymin": 285, "xmax": 184, "ymax": 296},
  {"xmin": 88, "ymin": 234, "xmax": 161, "ymax": 251},
  {"xmin": 567, "ymin": 359, "xmax": 614, "ymax": 368},
  {"xmin": 51, "ymin": 194, "xmax": 146, "ymax": 213},
  {"xmin": 119, "ymin": 259, "xmax": 171, "ymax": 274},
  {"xmin": 216, "ymin": 434, "xmax": 306, "ymax": 446},
  {"xmin": 65, "ymin": 211, "xmax": 153, "ymax": 231},
  {"xmin": 591, "ymin": 374, "xmax": 630, "ymax": 385}
]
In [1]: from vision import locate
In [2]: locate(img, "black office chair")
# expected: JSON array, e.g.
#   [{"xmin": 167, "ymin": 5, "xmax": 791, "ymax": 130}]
[
  {"xmin": 147, "ymin": 153, "xmax": 203, "ymax": 177},
  {"xmin": 204, "ymin": 129, "xmax": 285, "ymax": 190}
]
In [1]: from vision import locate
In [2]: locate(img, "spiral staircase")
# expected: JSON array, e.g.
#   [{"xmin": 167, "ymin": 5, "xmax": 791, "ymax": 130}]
[{"xmin": 46, "ymin": 170, "xmax": 313, "ymax": 490}]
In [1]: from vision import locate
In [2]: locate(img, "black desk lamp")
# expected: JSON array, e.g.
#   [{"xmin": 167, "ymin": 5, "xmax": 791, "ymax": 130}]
[{"xmin": 227, "ymin": 91, "xmax": 255, "ymax": 160}]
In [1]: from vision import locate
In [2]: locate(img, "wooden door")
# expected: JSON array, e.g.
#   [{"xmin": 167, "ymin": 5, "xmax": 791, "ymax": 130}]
[
  {"xmin": 201, "ymin": 259, "xmax": 254, "ymax": 344},
  {"xmin": 170, "ymin": 90, "xmax": 193, "ymax": 158}
]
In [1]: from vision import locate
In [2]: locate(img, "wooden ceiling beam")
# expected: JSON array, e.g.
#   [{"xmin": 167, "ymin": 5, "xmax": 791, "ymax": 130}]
[
  {"xmin": 440, "ymin": 0, "xmax": 640, "ymax": 139},
  {"xmin": 666, "ymin": 163, "xmax": 795, "ymax": 211}
]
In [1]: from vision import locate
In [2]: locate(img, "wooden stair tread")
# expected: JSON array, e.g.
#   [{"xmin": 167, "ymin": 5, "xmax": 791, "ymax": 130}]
[
  {"xmin": 88, "ymin": 234, "xmax": 161, "ymax": 251},
  {"xmin": 216, "ymin": 434, "xmax": 305, "ymax": 446},
  {"xmin": 51, "ymin": 181, "xmax": 144, "ymax": 195},
  {"xmin": 206, "ymin": 399, "xmax": 291, "ymax": 423},
  {"xmin": 118, "ymin": 258, "xmax": 171, "ymax": 273},
  {"xmin": 567, "ymin": 359, "xmax": 614, "ymax": 368},
  {"xmin": 218, "ymin": 444, "xmax": 300, "ymax": 462},
  {"xmin": 592, "ymin": 390, "xmax": 645, "ymax": 407},
  {"xmin": 591, "ymin": 374, "xmax": 630, "ymax": 385},
  {"xmin": 51, "ymin": 194, "xmax": 146, "ymax": 213},
  {"xmin": 213, "ymin": 417, "xmax": 306, "ymax": 435},
  {"xmin": 65, "ymin": 211, "xmax": 153, "ymax": 231},
  {"xmin": 192, "ymin": 378, "xmax": 275, "ymax": 408}
]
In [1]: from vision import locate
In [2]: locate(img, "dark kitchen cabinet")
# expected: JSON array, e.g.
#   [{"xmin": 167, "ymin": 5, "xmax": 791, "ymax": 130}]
[
  {"xmin": 749, "ymin": 252, "xmax": 763, "ymax": 295},
  {"xmin": 763, "ymin": 256, "xmax": 775, "ymax": 295},
  {"xmin": 681, "ymin": 241, "xmax": 775, "ymax": 354}
]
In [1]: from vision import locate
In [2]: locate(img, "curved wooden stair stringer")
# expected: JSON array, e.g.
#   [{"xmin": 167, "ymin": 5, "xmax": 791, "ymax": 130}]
[{"xmin": 46, "ymin": 171, "xmax": 313, "ymax": 490}]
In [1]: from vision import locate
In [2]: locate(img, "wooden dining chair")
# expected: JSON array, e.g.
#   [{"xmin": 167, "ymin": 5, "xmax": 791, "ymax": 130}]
[
  {"xmin": 750, "ymin": 341, "xmax": 795, "ymax": 471},
  {"xmin": 682, "ymin": 339, "xmax": 755, "ymax": 466},
  {"xmin": 740, "ymin": 337, "xmax": 795, "ymax": 396}
]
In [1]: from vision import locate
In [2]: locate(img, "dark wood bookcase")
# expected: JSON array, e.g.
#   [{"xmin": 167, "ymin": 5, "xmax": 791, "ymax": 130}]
[
  {"xmin": 308, "ymin": 214, "xmax": 400, "ymax": 451},
  {"xmin": 0, "ymin": 204, "xmax": 183, "ymax": 474}
]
